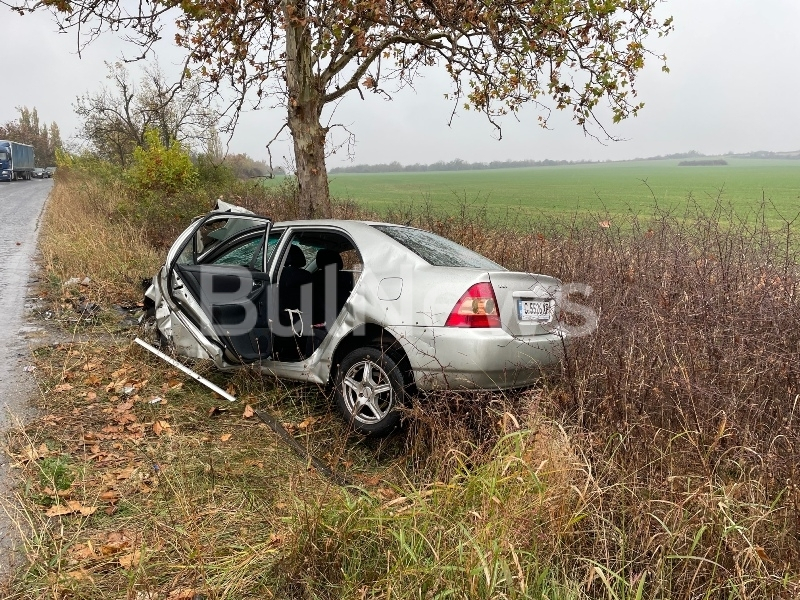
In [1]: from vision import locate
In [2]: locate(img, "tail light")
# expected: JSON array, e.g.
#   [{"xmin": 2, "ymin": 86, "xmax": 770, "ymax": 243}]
[{"xmin": 445, "ymin": 283, "xmax": 501, "ymax": 328}]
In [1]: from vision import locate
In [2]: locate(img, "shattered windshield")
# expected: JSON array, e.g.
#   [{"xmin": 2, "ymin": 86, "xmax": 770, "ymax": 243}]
[{"xmin": 373, "ymin": 225, "xmax": 503, "ymax": 269}]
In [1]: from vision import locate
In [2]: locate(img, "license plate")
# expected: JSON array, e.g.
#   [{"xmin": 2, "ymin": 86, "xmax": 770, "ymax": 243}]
[{"xmin": 517, "ymin": 299, "xmax": 553, "ymax": 322}]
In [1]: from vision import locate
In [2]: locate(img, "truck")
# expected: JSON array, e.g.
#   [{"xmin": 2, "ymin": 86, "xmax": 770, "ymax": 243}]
[{"xmin": 0, "ymin": 140, "xmax": 35, "ymax": 181}]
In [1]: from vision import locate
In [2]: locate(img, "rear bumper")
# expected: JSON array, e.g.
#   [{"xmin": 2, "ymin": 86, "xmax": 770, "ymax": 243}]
[{"xmin": 390, "ymin": 325, "xmax": 569, "ymax": 391}]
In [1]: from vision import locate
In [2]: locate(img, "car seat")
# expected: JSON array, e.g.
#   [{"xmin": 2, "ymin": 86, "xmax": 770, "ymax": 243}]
[{"xmin": 311, "ymin": 248, "xmax": 353, "ymax": 327}]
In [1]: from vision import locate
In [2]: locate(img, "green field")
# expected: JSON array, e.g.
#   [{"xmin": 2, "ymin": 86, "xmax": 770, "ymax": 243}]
[{"xmin": 271, "ymin": 158, "xmax": 800, "ymax": 225}]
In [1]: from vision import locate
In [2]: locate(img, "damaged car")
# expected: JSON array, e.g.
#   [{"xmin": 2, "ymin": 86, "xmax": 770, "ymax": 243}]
[{"xmin": 145, "ymin": 201, "xmax": 572, "ymax": 434}]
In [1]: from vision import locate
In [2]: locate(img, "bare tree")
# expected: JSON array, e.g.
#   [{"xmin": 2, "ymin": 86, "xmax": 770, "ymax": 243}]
[
  {"xmin": 73, "ymin": 62, "xmax": 218, "ymax": 166},
  {"xmin": 9, "ymin": 0, "xmax": 672, "ymax": 216}
]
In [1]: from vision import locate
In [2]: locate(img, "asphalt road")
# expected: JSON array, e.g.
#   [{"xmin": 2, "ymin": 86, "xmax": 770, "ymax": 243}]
[{"xmin": 0, "ymin": 177, "xmax": 51, "ymax": 579}]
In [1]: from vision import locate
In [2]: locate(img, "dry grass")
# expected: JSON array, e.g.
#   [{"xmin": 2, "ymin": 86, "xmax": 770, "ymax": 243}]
[
  {"xmin": 3, "ymin": 169, "xmax": 799, "ymax": 598},
  {"xmin": 38, "ymin": 172, "xmax": 162, "ymax": 305}
]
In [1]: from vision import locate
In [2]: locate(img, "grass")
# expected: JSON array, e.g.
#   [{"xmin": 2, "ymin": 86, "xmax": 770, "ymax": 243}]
[
  {"xmin": 2, "ymin": 166, "xmax": 799, "ymax": 598},
  {"xmin": 265, "ymin": 158, "xmax": 800, "ymax": 226}
]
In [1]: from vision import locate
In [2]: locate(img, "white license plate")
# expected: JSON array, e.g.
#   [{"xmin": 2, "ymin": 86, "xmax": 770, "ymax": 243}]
[{"xmin": 517, "ymin": 299, "xmax": 553, "ymax": 322}]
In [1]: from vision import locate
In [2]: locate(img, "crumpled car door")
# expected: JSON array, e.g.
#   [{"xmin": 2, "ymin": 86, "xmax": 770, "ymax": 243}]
[{"xmin": 166, "ymin": 212, "xmax": 273, "ymax": 363}]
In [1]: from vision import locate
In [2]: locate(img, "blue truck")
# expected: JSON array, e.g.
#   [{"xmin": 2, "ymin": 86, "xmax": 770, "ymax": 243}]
[{"xmin": 0, "ymin": 140, "xmax": 35, "ymax": 181}]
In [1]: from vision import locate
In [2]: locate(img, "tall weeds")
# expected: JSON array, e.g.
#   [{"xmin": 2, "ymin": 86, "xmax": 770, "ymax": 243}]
[{"xmin": 385, "ymin": 195, "xmax": 800, "ymax": 597}]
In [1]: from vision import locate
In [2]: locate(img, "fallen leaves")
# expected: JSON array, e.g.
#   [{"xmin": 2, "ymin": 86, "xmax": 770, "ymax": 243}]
[
  {"xmin": 115, "ymin": 466, "xmax": 136, "ymax": 481},
  {"xmin": 118, "ymin": 549, "xmax": 141, "ymax": 569},
  {"xmin": 167, "ymin": 589, "xmax": 201, "ymax": 600},
  {"xmin": 99, "ymin": 490, "xmax": 121, "ymax": 502},
  {"xmin": 208, "ymin": 405, "xmax": 228, "ymax": 417},
  {"xmin": 20, "ymin": 341, "xmax": 309, "ymax": 592},
  {"xmin": 14, "ymin": 443, "xmax": 51, "ymax": 463},
  {"xmin": 153, "ymin": 420, "xmax": 172, "ymax": 436},
  {"xmin": 68, "ymin": 542, "xmax": 98, "ymax": 561},
  {"xmin": 163, "ymin": 378, "xmax": 184, "ymax": 392},
  {"xmin": 116, "ymin": 400, "xmax": 135, "ymax": 413},
  {"xmin": 283, "ymin": 415, "xmax": 323, "ymax": 433},
  {"xmin": 45, "ymin": 501, "xmax": 98, "ymax": 518},
  {"xmin": 84, "ymin": 374, "xmax": 102, "ymax": 386},
  {"xmin": 63, "ymin": 568, "xmax": 94, "ymax": 583}
]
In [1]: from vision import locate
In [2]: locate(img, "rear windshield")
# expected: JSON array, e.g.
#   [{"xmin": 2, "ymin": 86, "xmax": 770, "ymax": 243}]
[{"xmin": 373, "ymin": 225, "xmax": 503, "ymax": 269}]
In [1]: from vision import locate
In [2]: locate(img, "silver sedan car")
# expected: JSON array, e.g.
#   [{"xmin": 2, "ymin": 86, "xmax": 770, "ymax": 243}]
[{"xmin": 145, "ymin": 202, "xmax": 571, "ymax": 434}]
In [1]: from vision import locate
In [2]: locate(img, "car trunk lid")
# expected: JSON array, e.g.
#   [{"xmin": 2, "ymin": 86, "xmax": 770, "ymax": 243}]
[{"xmin": 488, "ymin": 271, "xmax": 561, "ymax": 337}]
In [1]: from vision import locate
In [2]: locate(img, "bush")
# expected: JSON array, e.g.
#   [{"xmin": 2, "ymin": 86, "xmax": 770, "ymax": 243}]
[{"xmin": 125, "ymin": 128, "xmax": 198, "ymax": 197}]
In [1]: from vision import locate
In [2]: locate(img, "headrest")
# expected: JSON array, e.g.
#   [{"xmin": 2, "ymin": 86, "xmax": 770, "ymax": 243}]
[
  {"xmin": 285, "ymin": 244, "xmax": 307, "ymax": 268},
  {"xmin": 315, "ymin": 249, "xmax": 343, "ymax": 270}
]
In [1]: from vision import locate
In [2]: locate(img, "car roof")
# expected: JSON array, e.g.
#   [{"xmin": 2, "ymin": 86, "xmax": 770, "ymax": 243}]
[
  {"xmin": 204, "ymin": 203, "xmax": 407, "ymax": 232},
  {"xmin": 272, "ymin": 218, "xmax": 389, "ymax": 229},
  {"xmin": 202, "ymin": 207, "xmax": 422, "ymax": 247}
]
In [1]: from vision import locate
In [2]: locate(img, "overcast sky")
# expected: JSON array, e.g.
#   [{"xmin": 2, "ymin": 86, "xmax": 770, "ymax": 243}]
[{"xmin": 3, "ymin": 0, "xmax": 799, "ymax": 168}]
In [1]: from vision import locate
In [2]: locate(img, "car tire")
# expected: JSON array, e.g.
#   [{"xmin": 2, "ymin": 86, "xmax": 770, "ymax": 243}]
[{"xmin": 335, "ymin": 347, "xmax": 405, "ymax": 435}]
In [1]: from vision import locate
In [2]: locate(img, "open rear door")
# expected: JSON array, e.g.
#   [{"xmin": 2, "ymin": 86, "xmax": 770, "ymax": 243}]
[{"xmin": 166, "ymin": 211, "xmax": 273, "ymax": 363}]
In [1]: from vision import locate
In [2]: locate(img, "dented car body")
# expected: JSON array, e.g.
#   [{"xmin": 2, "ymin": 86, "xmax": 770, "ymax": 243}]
[{"xmin": 145, "ymin": 202, "xmax": 571, "ymax": 434}]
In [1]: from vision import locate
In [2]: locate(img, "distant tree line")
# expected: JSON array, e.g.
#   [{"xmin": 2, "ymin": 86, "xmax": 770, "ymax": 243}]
[
  {"xmin": 725, "ymin": 149, "xmax": 800, "ymax": 159},
  {"xmin": 642, "ymin": 150, "xmax": 706, "ymax": 161},
  {"xmin": 678, "ymin": 159, "xmax": 728, "ymax": 166},
  {"xmin": 0, "ymin": 107, "xmax": 63, "ymax": 166},
  {"xmin": 644, "ymin": 150, "xmax": 800, "ymax": 161},
  {"xmin": 330, "ymin": 157, "xmax": 596, "ymax": 174},
  {"xmin": 332, "ymin": 149, "xmax": 800, "ymax": 175}
]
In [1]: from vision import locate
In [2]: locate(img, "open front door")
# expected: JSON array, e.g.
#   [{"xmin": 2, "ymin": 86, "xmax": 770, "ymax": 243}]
[{"xmin": 166, "ymin": 211, "xmax": 274, "ymax": 363}]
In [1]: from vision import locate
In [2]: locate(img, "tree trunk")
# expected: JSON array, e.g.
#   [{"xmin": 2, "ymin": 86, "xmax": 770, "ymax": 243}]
[{"xmin": 285, "ymin": 0, "xmax": 329, "ymax": 219}]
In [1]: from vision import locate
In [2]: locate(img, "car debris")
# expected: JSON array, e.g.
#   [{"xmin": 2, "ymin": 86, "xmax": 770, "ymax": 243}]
[{"xmin": 134, "ymin": 337, "xmax": 235, "ymax": 402}]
